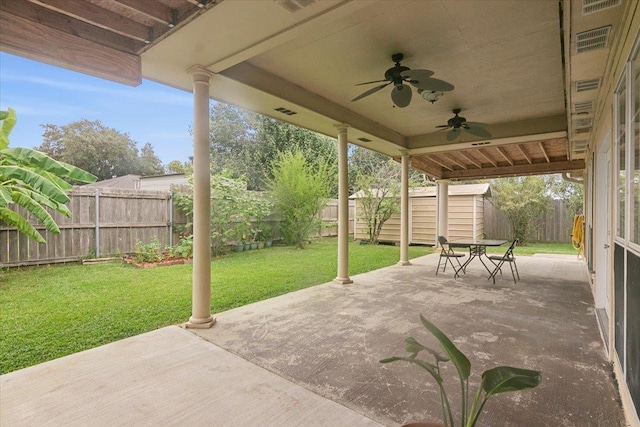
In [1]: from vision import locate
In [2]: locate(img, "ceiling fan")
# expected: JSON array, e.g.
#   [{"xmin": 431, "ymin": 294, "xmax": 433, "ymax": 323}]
[
  {"xmin": 351, "ymin": 53, "xmax": 454, "ymax": 108},
  {"xmin": 437, "ymin": 109, "xmax": 492, "ymax": 141}
]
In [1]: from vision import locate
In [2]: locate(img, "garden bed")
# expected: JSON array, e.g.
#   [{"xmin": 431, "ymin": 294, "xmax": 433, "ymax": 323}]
[{"xmin": 123, "ymin": 256, "xmax": 192, "ymax": 269}]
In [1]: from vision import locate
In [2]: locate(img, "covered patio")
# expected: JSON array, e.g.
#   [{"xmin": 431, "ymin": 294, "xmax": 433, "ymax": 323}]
[
  {"xmin": 1, "ymin": 254, "xmax": 625, "ymax": 426},
  {"xmin": 2, "ymin": 1, "xmax": 639, "ymax": 424}
]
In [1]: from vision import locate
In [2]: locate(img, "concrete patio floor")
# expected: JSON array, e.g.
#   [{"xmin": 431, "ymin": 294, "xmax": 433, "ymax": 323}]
[{"xmin": 1, "ymin": 253, "xmax": 627, "ymax": 426}]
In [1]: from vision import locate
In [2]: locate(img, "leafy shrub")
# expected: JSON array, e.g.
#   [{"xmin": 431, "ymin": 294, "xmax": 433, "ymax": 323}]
[
  {"xmin": 133, "ymin": 236, "xmax": 164, "ymax": 263},
  {"xmin": 267, "ymin": 151, "xmax": 334, "ymax": 249}
]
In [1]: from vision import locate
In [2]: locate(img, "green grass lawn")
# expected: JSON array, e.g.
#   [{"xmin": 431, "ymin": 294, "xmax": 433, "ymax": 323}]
[{"xmin": 0, "ymin": 238, "xmax": 431, "ymax": 374}]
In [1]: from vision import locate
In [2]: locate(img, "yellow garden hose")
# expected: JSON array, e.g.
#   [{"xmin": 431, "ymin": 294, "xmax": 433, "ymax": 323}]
[{"xmin": 571, "ymin": 214, "xmax": 584, "ymax": 259}]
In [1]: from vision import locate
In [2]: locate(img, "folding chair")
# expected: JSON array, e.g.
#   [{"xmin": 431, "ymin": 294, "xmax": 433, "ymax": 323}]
[
  {"xmin": 435, "ymin": 236, "xmax": 466, "ymax": 276},
  {"xmin": 487, "ymin": 239, "xmax": 520, "ymax": 284}
]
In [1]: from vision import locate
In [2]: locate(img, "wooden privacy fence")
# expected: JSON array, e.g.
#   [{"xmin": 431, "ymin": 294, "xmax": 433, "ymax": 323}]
[
  {"xmin": 483, "ymin": 199, "xmax": 574, "ymax": 242},
  {"xmin": 0, "ymin": 188, "xmax": 354, "ymax": 268}
]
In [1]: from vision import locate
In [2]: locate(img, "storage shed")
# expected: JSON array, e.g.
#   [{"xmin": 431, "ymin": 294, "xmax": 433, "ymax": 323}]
[{"xmin": 351, "ymin": 183, "xmax": 491, "ymax": 245}]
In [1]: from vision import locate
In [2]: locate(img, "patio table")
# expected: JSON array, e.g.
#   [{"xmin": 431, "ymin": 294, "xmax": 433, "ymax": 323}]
[{"xmin": 448, "ymin": 239, "xmax": 508, "ymax": 278}]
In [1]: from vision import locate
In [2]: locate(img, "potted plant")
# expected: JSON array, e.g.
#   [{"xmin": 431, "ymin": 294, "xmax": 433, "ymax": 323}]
[
  {"xmin": 380, "ymin": 314, "xmax": 542, "ymax": 427},
  {"xmin": 261, "ymin": 224, "xmax": 273, "ymax": 247}
]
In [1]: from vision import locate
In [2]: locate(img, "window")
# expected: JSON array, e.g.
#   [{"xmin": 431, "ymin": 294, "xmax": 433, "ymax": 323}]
[
  {"xmin": 615, "ymin": 74, "xmax": 626, "ymax": 238},
  {"xmin": 633, "ymin": 46, "xmax": 640, "ymax": 244}
]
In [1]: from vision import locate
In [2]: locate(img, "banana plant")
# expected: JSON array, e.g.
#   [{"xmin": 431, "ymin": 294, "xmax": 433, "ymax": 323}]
[
  {"xmin": 380, "ymin": 314, "xmax": 542, "ymax": 427},
  {"xmin": 0, "ymin": 108, "xmax": 97, "ymax": 243}
]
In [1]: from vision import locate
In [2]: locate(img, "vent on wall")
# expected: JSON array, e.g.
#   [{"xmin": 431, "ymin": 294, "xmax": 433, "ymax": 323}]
[
  {"xmin": 575, "ymin": 127, "xmax": 592, "ymax": 135},
  {"xmin": 583, "ymin": 0, "xmax": 621, "ymax": 15},
  {"xmin": 576, "ymin": 26, "xmax": 611, "ymax": 53},
  {"xmin": 575, "ymin": 117, "xmax": 593, "ymax": 127},
  {"xmin": 573, "ymin": 101, "xmax": 594, "ymax": 114},
  {"xmin": 576, "ymin": 79, "xmax": 601, "ymax": 92},
  {"xmin": 275, "ymin": 0, "xmax": 315, "ymax": 13},
  {"xmin": 572, "ymin": 140, "xmax": 589, "ymax": 153},
  {"xmin": 275, "ymin": 107, "xmax": 297, "ymax": 116}
]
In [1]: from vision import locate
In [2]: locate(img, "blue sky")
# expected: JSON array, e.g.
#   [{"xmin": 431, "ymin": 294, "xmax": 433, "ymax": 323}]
[{"xmin": 0, "ymin": 52, "xmax": 195, "ymax": 165}]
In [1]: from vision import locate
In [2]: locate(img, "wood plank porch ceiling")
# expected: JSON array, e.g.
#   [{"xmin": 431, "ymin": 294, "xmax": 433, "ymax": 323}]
[
  {"xmin": 407, "ymin": 137, "xmax": 584, "ymax": 180},
  {"xmin": 0, "ymin": 0, "xmax": 214, "ymax": 85}
]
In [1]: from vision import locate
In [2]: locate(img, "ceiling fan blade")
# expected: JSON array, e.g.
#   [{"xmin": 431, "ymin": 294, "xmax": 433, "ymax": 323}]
[
  {"xmin": 400, "ymin": 69, "xmax": 434, "ymax": 84},
  {"xmin": 410, "ymin": 77, "xmax": 455, "ymax": 92},
  {"xmin": 391, "ymin": 84, "xmax": 412, "ymax": 108},
  {"xmin": 435, "ymin": 125, "xmax": 451, "ymax": 128},
  {"xmin": 463, "ymin": 126, "xmax": 492, "ymax": 139},
  {"xmin": 447, "ymin": 128, "xmax": 461, "ymax": 141},
  {"xmin": 355, "ymin": 79, "xmax": 390, "ymax": 86},
  {"xmin": 351, "ymin": 82, "xmax": 391, "ymax": 102}
]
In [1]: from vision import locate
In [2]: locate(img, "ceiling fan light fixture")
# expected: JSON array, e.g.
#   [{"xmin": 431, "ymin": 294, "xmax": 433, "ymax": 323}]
[{"xmin": 419, "ymin": 89, "xmax": 443, "ymax": 103}]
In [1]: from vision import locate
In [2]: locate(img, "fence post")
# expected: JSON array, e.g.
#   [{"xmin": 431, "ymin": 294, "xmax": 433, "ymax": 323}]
[
  {"xmin": 168, "ymin": 192, "xmax": 173, "ymax": 247},
  {"xmin": 94, "ymin": 189, "xmax": 100, "ymax": 258}
]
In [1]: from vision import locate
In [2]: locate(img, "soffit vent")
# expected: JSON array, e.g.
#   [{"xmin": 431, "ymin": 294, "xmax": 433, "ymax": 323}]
[
  {"xmin": 575, "ymin": 127, "xmax": 592, "ymax": 134},
  {"xmin": 576, "ymin": 26, "xmax": 611, "ymax": 53},
  {"xmin": 275, "ymin": 107, "xmax": 297, "ymax": 116},
  {"xmin": 575, "ymin": 117, "xmax": 593, "ymax": 127},
  {"xmin": 573, "ymin": 140, "xmax": 588, "ymax": 152},
  {"xmin": 573, "ymin": 101, "xmax": 594, "ymax": 113},
  {"xmin": 576, "ymin": 78, "xmax": 601, "ymax": 92},
  {"xmin": 275, "ymin": 0, "xmax": 315, "ymax": 13},
  {"xmin": 358, "ymin": 137, "xmax": 372, "ymax": 142},
  {"xmin": 583, "ymin": 0, "xmax": 621, "ymax": 15}
]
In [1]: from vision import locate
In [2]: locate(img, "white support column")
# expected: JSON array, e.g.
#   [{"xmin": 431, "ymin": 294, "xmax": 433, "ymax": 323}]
[
  {"xmin": 334, "ymin": 124, "xmax": 353, "ymax": 284},
  {"xmin": 186, "ymin": 65, "xmax": 215, "ymax": 329},
  {"xmin": 398, "ymin": 151, "xmax": 411, "ymax": 266},
  {"xmin": 436, "ymin": 179, "xmax": 450, "ymax": 245}
]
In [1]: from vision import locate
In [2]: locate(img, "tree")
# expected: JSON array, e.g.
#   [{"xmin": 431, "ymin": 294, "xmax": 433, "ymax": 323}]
[
  {"xmin": 354, "ymin": 159, "xmax": 401, "ymax": 244},
  {"xmin": 0, "ymin": 108, "xmax": 97, "ymax": 243},
  {"xmin": 208, "ymin": 102, "xmax": 338, "ymax": 192},
  {"xmin": 36, "ymin": 120, "xmax": 164, "ymax": 180},
  {"xmin": 166, "ymin": 160, "xmax": 191, "ymax": 174},
  {"xmin": 489, "ymin": 176, "xmax": 551, "ymax": 245},
  {"xmin": 252, "ymin": 116, "xmax": 338, "ymax": 193},
  {"xmin": 267, "ymin": 151, "xmax": 334, "ymax": 248},
  {"xmin": 138, "ymin": 143, "xmax": 165, "ymax": 176}
]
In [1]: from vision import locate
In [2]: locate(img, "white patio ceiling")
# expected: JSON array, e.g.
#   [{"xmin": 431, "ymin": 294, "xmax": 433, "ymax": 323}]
[{"xmin": 1, "ymin": 0, "xmax": 626, "ymax": 179}]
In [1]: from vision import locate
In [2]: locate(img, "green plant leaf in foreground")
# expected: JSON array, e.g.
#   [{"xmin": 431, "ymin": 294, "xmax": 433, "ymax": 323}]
[
  {"xmin": 420, "ymin": 314, "xmax": 471, "ymax": 381},
  {"xmin": 481, "ymin": 366, "xmax": 542, "ymax": 397}
]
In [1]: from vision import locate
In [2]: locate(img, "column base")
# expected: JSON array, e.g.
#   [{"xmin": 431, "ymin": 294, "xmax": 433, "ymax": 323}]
[
  {"xmin": 184, "ymin": 316, "xmax": 217, "ymax": 329},
  {"xmin": 333, "ymin": 277, "xmax": 353, "ymax": 285},
  {"xmin": 397, "ymin": 260, "xmax": 412, "ymax": 266}
]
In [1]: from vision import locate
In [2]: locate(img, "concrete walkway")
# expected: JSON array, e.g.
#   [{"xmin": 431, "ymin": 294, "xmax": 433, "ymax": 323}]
[{"xmin": 1, "ymin": 254, "xmax": 627, "ymax": 426}]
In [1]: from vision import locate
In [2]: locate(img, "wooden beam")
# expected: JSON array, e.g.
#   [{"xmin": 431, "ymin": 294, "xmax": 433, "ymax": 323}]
[
  {"xmin": 1, "ymin": 0, "xmax": 143, "ymax": 54},
  {"xmin": 113, "ymin": 0, "xmax": 175, "ymax": 26},
  {"xmin": 475, "ymin": 148, "xmax": 497, "ymax": 167},
  {"xmin": 441, "ymin": 153, "xmax": 468, "ymax": 169},
  {"xmin": 0, "ymin": 10, "xmax": 141, "ymax": 86},
  {"xmin": 517, "ymin": 144, "xmax": 532, "ymax": 164},
  {"xmin": 425, "ymin": 154, "xmax": 453, "ymax": 171},
  {"xmin": 538, "ymin": 141, "xmax": 550, "ymax": 163},
  {"xmin": 495, "ymin": 147, "xmax": 514, "ymax": 165},
  {"xmin": 458, "ymin": 151, "xmax": 483, "ymax": 169},
  {"xmin": 28, "ymin": 0, "xmax": 151, "ymax": 42},
  {"xmin": 442, "ymin": 160, "xmax": 585, "ymax": 180},
  {"xmin": 410, "ymin": 157, "xmax": 443, "ymax": 179}
]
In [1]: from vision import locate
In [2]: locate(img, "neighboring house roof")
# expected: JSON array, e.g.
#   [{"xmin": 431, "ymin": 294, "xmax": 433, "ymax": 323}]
[
  {"xmin": 84, "ymin": 174, "xmax": 140, "ymax": 189},
  {"xmin": 350, "ymin": 183, "xmax": 490, "ymax": 199},
  {"xmin": 84, "ymin": 173, "xmax": 188, "ymax": 191}
]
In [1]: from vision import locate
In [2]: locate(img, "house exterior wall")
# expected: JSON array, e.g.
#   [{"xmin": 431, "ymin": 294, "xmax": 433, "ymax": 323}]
[{"xmin": 588, "ymin": 3, "xmax": 640, "ymax": 424}]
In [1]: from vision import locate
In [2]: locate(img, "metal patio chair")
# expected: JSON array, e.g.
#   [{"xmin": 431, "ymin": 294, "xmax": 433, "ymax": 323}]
[
  {"xmin": 487, "ymin": 239, "xmax": 520, "ymax": 284},
  {"xmin": 436, "ymin": 236, "xmax": 466, "ymax": 276}
]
